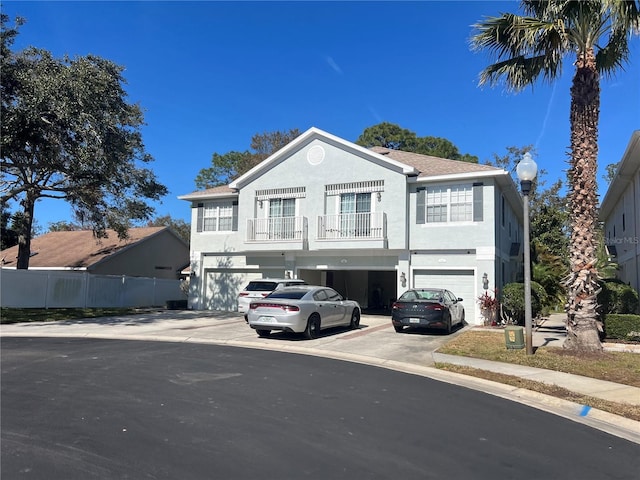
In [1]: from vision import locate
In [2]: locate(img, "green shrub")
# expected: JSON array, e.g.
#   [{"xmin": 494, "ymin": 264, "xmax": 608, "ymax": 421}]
[
  {"xmin": 603, "ymin": 314, "xmax": 640, "ymax": 342},
  {"xmin": 598, "ymin": 281, "xmax": 639, "ymax": 314},
  {"xmin": 501, "ymin": 282, "xmax": 546, "ymax": 325}
]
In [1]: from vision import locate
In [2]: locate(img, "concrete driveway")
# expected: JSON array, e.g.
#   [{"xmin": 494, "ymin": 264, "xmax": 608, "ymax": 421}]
[{"xmin": 0, "ymin": 310, "xmax": 467, "ymax": 368}]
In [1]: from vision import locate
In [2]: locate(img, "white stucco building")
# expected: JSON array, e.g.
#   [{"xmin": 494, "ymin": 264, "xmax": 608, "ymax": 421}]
[
  {"xmin": 179, "ymin": 127, "xmax": 525, "ymax": 325},
  {"xmin": 599, "ymin": 130, "xmax": 640, "ymax": 292}
]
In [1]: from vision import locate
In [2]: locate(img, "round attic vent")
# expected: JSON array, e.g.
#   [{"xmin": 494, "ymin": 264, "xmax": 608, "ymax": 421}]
[{"xmin": 307, "ymin": 145, "xmax": 325, "ymax": 165}]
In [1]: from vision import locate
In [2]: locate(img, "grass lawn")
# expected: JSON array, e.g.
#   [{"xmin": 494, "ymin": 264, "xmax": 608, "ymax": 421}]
[
  {"xmin": 0, "ymin": 307, "xmax": 149, "ymax": 324},
  {"xmin": 436, "ymin": 329, "xmax": 640, "ymax": 422}
]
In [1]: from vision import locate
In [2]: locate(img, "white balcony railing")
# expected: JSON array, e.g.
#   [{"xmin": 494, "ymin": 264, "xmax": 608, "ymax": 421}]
[
  {"xmin": 317, "ymin": 212, "xmax": 386, "ymax": 240},
  {"xmin": 246, "ymin": 216, "xmax": 307, "ymax": 242}
]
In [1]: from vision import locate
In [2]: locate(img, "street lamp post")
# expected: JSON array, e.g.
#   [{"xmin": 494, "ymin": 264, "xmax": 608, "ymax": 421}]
[{"xmin": 516, "ymin": 152, "xmax": 537, "ymax": 356}]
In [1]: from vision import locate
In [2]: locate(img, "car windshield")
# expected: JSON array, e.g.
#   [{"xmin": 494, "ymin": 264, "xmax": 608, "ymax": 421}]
[
  {"xmin": 266, "ymin": 290, "xmax": 308, "ymax": 300},
  {"xmin": 245, "ymin": 281, "xmax": 278, "ymax": 291}
]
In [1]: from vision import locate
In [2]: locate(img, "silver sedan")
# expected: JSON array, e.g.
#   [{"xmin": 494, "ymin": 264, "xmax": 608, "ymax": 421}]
[{"xmin": 246, "ymin": 286, "xmax": 361, "ymax": 339}]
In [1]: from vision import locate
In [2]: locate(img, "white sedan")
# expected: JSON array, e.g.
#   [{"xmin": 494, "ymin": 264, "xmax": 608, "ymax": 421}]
[{"xmin": 246, "ymin": 285, "xmax": 361, "ymax": 339}]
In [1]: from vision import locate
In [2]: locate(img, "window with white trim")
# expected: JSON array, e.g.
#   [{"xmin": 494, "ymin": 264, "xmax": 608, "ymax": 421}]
[
  {"xmin": 340, "ymin": 192, "xmax": 372, "ymax": 237},
  {"xmin": 268, "ymin": 197, "xmax": 297, "ymax": 239},
  {"xmin": 196, "ymin": 201, "xmax": 238, "ymax": 232},
  {"xmin": 417, "ymin": 183, "xmax": 482, "ymax": 224}
]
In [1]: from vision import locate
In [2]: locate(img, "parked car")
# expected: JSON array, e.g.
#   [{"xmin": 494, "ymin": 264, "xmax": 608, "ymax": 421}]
[
  {"xmin": 246, "ymin": 285, "xmax": 361, "ymax": 339},
  {"xmin": 237, "ymin": 278, "xmax": 307, "ymax": 313},
  {"xmin": 391, "ymin": 288, "xmax": 465, "ymax": 334}
]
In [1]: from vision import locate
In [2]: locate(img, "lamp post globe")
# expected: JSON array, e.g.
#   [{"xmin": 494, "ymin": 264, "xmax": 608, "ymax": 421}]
[
  {"xmin": 517, "ymin": 152, "xmax": 538, "ymax": 194},
  {"xmin": 517, "ymin": 152, "xmax": 537, "ymax": 355}
]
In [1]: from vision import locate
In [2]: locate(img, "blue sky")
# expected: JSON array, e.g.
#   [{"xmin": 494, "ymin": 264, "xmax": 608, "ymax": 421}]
[{"xmin": 4, "ymin": 1, "xmax": 639, "ymax": 230}]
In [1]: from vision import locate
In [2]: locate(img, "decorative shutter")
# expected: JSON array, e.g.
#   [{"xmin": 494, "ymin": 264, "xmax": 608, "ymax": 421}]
[
  {"xmin": 416, "ymin": 188, "xmax": 426, "ymax": 224},
  {"xmin": 196, "ymin": 203, "xmax": 204, "ymax": 232},
  {"xmin": 473, "ymin": 183, "xmax": 483, "ymax": 222},
  {"xmin": 232, "ymin": 201, "xmax": 238, "ymax": 231}
]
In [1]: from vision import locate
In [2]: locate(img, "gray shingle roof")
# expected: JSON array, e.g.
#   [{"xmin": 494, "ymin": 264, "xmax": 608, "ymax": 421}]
[
  {"xmin": 369, "ymin": 146, "xmax": 500, "ymax": 178},
  {"xmin": 178, "ymin": 184, "xmax": 237, "ymax": 200}
]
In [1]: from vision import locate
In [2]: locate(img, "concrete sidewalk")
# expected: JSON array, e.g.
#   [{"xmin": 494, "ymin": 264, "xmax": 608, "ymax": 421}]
[{"xmin": 1, "ymin": 309, "xmax": 639, "ymax": 443}]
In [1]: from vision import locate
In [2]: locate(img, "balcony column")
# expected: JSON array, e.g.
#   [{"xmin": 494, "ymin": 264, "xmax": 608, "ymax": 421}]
[
  {"xmin": 397, "ymin": 252, "xmax": 410, "ymax": 298},
  {"xmin": 284, "ymin": 252, "xmax": 296, "ymax": 279}
]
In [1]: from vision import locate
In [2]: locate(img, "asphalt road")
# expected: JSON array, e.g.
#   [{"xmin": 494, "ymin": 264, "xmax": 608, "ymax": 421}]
[{"xmin": 2, "ymin": 337, "xmax": 638, "ymax": 479}]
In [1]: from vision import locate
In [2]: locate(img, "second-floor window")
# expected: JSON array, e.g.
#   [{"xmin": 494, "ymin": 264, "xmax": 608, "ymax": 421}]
[
  {"xmin": 340, "ymin": 192, "xmax": 372, "ymax": 237},
  {"xmin": 269, "ymin": 198, "xmax": 296, "ymax": 239},
  {"xmin": 417, "ymin": 183, "xmax": 483, "ymax": 224},
  {"xmin": 196, "ymin": 201, "xmax": 237, "ymax": 232}
]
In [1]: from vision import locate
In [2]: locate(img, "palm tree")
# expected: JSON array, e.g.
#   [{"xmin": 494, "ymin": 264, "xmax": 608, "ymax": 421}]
[{"xmin": 471, "ymin": 1, "xmax": 639, "ymax": 352}]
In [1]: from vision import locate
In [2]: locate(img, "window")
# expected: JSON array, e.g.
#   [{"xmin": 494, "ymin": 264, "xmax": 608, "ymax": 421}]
[
  {"xmin": 322, "ymin": 181, "xmax": 383, "ymax": 239},
  {"xmin": 340, "ymin": 192, "xmax": 371, "ymax": 236},
  {"xmin": 449, "ymin": 185, "xmax": 473, "ymax": 221},
  {"xmin": 196, "ymin": 201, "xmax": 237, "ymax": 232},
  {"xmin": 269, "ymin": 198, "xmax": 296, "ymax": 239},
  {"xmin": 417, "ymin": 184, "xmax": 480, "ymax": 224},
  {"xmin": 426, "ymin": 187, "xmax": 448, "ymax": 223}
]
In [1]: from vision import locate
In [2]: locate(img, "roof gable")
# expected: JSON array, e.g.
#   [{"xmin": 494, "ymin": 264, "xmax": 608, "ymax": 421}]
[
  {"xmin": 228, "ymin": 127, "xmax": 419, "ymax": 189},
  {"xmin": 0, "ymin": 227, "xmax": 171, "ymax": 269}
]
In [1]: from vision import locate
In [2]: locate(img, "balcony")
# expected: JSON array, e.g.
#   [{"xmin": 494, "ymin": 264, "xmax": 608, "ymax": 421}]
[
  {"xmin": 246, "ymin": 216, "xmax": 308, "ymax": 246},
  {"xmin": 245, "ymin": 213, "xmax": 387, "ymax": 250},
  {"xmin": 317, "ymin": 212, "xmax": 386, "ymax": 241}
]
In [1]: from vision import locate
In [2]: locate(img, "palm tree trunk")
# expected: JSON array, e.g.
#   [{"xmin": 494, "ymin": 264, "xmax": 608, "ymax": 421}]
[{"xmin": 564, "ymin": 48, "xmax": 603, "ymax": 353}]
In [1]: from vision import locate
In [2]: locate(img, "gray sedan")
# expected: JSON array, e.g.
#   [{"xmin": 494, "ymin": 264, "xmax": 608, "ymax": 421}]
[{"xmin": 246, "ymin": 286, "xmax": 361, "ymax": 339}]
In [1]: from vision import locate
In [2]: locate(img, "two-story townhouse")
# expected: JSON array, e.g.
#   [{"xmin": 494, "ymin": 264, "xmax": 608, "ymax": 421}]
[
  {"xmin": 179, "ymin": 127, "xmax": 524, "ymax": 324},
  {"xmin": 599, "ymin": 130, "xmax": 640, "ymax": 292}
]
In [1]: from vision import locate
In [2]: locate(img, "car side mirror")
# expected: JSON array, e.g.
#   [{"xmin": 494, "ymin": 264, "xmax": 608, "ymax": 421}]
[{"xmin": 457, "ymin": 298, "xmax": 463, "ymax": 302}]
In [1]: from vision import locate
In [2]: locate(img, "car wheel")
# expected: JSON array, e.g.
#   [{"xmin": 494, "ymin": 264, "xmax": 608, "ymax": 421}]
[
  {"xmin": 304, "ymin": 315, "xmax": 320, "ymax": 340},
  {"xmin": 393, "ymin": 325, "xmax": 404, "ymax": 333},
  {"xmin": 349, "ymin": 309, "xmax": 360, "ymax": 329},
  {"xmin": 256, "ymin": 329, "xmax": 271, "ymax": 338},
  {"xmin": 460, "ymin": 309, "xmax": 465, "ymax": 325},
  {"xmin": 446, "ymin": 314, "xmax": 452, "ymax": 334}
]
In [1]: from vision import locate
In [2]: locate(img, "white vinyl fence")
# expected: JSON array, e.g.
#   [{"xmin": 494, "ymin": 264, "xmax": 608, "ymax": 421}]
[{"xmin": 1, "ymin": 269, "xmax": 185, "ymax": 309}]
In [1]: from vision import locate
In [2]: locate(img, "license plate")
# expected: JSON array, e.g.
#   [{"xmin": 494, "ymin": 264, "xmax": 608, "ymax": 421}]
[
  {"xmin": 258, "ymin": 316, "xmax": 276, "ymax": 323},
  {"xmin": 409, "ymin": 318, "xmax": 421, "ymax": 324}
]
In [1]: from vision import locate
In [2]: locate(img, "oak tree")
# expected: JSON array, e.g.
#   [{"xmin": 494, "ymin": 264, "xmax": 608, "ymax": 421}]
[{"xmin": 1, "ymin": 15, "xmax": 167, "ymax": 269}]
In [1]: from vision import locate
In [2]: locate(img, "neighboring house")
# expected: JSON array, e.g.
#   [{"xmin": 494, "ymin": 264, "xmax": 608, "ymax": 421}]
[
  {"xmin": 0, "ymin": 227, "xmax": 189, "ymax": 280},
  {"xmin": 599, "ymin": 130, "xmax": 640, "ymax": 292},
  {"xmin": 179, "ymin": 127, "xmax": 524, "ymax": 324}
]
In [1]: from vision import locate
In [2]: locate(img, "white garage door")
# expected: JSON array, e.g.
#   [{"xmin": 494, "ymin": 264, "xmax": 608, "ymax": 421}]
[
  {"xmin": 413, "ymin": 269, "xmax": 476, "ymax": 324},
  {"xmin": 204, "ymin": 270, "xmax": 267, "ymax": 311}
]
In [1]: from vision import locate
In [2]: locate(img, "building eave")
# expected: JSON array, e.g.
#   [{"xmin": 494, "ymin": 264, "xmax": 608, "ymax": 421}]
[{"xmin": 599, "ymin": 130, "xmax": 640, "ymax": 220}]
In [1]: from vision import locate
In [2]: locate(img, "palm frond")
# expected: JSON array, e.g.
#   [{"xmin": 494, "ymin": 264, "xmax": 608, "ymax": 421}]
[
  {"xmin": 479, "ymin": 53, "xmax": 563, "ymax": 91},
  {"xmin": 471, "ymin": 12, "xmax": 567, "ymax": 91},
  {"xmin": 605, "ymin": 0, "xmax": 640, "ymax": 33},
  {"xmin": 596, "ymin": 26, "xmax": 631, "ymax": 76}
]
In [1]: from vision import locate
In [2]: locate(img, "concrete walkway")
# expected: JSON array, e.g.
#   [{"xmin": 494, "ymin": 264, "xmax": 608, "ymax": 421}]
[{"xmin": 1, "ymin": 310, "xmax": 639, "ymax": 443}]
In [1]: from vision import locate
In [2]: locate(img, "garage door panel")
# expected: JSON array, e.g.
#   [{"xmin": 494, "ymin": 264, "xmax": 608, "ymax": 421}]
[
  {"xmin": 204, "ymin": 270, "xmax": 268, "ymax": 311},
  {"xmin": 413, "ymin": 270, "xmax": 476, "ymax": 324}
]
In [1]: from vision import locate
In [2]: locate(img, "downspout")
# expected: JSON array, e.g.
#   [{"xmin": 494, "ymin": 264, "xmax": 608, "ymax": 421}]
[
  {"xmin": 634, "ymin": 172, "xmax": 639, "ymax": 294},
  {"xmin": 405, "ymin": 180, "xmax": 412, "ymax": 290}
]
